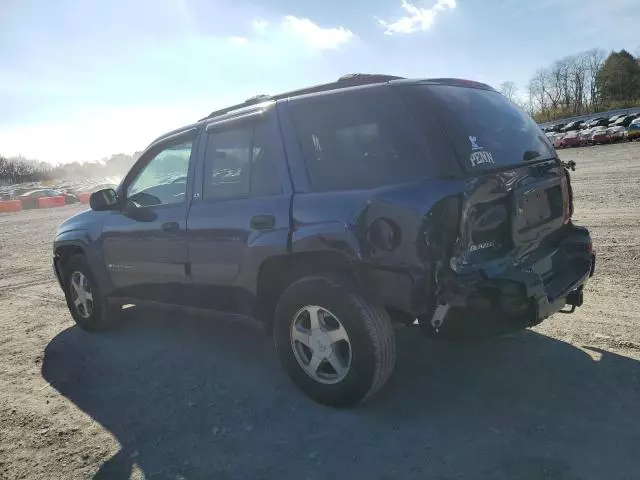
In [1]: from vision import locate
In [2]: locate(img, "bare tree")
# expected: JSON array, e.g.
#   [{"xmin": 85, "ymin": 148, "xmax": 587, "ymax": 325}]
[
  {"xmin": 499, "ymin": 81, "xmax": 518, "ymax": 102},
  {"xmin": 527, "ymin": 69, "xmax": 549, "ymax": 116},
  {"xmin": 523, "ymin": 48, "xmax": 611, "ymax": 121},
  {"xmin": 568, "ymin": 54, "xmax": 587, "ymax": 114},
  {"xmin": 584, "ymin": 49, "xmax": 606, "ymax": 109}
]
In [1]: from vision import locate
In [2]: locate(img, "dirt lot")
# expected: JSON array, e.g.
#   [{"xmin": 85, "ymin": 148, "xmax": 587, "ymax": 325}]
[{"xmin": 1, "ymin": 143, "xmax": 639, "ymax": 480}]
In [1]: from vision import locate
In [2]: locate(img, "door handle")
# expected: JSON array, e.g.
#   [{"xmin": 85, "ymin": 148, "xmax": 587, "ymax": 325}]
[
  {"xmin": 162, "ymin": 222, "xmax": 180, "ymax": 232},
  {"xmin": 250, "ymin": 214, "xmax": 275, "ymax": 230}
]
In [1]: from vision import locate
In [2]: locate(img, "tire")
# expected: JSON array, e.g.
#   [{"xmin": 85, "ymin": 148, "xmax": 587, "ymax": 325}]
[
  {"xmin": 273, "ymin": 274, "xmax": 395, "ymax": 407},
  {"xmin": 62, "ymin": 254, "xmax": 119, "ymax": 332}
]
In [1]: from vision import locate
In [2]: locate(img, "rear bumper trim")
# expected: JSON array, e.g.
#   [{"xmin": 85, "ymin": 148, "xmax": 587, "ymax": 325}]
[{"xmin": 436, "ymin": 226, "xmax": 594, "ymax": 326}]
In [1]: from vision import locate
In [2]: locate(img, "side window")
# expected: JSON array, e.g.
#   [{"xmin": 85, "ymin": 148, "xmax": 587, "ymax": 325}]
[
  {"xmin": 289, "ymin": 91, "xmax": 431, "ymax": 192},
  {"xmin": 203, "ymin": 127, "xmax": 252, "ymax": 200},
  {"xmin": 127, "ymin": 140, "xmax": 193, "ymax": 207},
  {"xmin": 203, "ymin": 122, "xmax": 281, "ymax": 200},
  {"xmin": 251, "ymin": 122, "xmax": 283, "ymax": 197}
]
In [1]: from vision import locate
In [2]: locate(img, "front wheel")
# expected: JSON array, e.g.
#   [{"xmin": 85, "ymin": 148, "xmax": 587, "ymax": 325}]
[
  {"xmin": 62, "ymin": 255, "xmax": 120, "ymax": 332},
  {"xmin": 273, "ymin": 274, "xmax": 395, "ymax": 407}
]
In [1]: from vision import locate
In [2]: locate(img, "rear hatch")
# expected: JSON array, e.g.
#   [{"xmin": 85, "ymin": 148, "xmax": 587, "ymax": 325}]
[{"xmin": 396, "ymin": 82, "xmax": 570, "ymax": 274}]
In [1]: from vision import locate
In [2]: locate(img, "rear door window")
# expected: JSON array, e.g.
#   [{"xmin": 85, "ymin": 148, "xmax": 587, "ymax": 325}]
[
  {"xmin": 288, "ymin": 89, "xmax": 442, "ymax": 192},
  {"xmin": 399, "ymin": 85, "xmax": 556, "ymax": 172},
  {"xmin": 203, "ymin": 122, "xmax": 282, "ymax": 200}
]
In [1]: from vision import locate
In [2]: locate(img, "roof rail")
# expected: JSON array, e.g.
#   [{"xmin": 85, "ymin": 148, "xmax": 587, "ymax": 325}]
[
  {"xmin": 423, "ymin": 78, "xmax": 495, "ymax": 90},
  {"xmin": 243, "ymin": 94, "xmax": 272, "ymax": 105},
  {"xmin": 201, "ymin": 73, "xmax": 405, "ymax": 121},
  {"xmin": 337, "ymin": 73, "xmax": 404, "ymax": 83}
]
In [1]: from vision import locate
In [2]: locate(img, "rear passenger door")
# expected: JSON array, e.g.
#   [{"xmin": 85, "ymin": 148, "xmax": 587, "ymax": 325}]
[{"xmin": 185, "ymin": 110, "xmax": 291, "ymax": 314}]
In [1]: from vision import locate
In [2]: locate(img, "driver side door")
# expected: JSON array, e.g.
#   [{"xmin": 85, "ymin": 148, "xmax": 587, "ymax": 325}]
[{"xmin": 101, "ymin": 129, "xmax": 199, "ymax": 304}]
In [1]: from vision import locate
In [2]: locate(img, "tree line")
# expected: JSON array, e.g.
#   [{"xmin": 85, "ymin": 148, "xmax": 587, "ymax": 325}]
[
  {"xmin": 500, "ymin": 49, "xmax": 640, "ymax": 122},
  {"xmin": 0, "ymin": 153, "xmax": 139, "ymax": 187}
]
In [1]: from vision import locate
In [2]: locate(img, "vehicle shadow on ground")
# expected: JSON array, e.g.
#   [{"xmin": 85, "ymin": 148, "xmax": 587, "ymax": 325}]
[{"xmin": 42, "ymin": 308, "xmax": 640, "ymax": 480}]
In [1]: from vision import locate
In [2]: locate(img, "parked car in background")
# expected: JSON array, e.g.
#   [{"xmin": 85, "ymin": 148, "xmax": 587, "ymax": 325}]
[
  {"xmin": 19, "ymin": 189, "xmax": 79, "ymax": 209},
  {"xmin": 586, "ymin": 117, "xmax": 608, "ymax": 128},
  {"xmin": 553, "ymin": 133, "xmax": 565, "ymax": 148},
  {"xmin": 607, "ymin": 114, "xmax": 624, "ymax": 124},
  {"xmin": 607, "ymin": 125, "xmax": 628, "ymax": 142},
  {"xmin": 579, "ymin": 127, "xmax": 594, "ymax": 146},
  {"xmin": 62, "ymin": 191, "xmax": 81, "ymax": 204},
  {"xmin": 612, "ymin": 115, "xmax": 638, "ymax": 128},
  {"xmin": 545, "ymin": 131, "xmax": 563, "ymax": 142},
  {"xmin": 628, "ymin": 118, "xmax": 640, "ymax": 141},
  {"xmin": 12, "ymin": 186, "xmax": 36, "ymax": 197},
  {"xmin": 590, "ymin": 126, "xmax": 609, "ymax": 144},
  {"xmin": 561, "ymin": 121, "xmax": 584, "ymax": 132},
  {"xmin": 556, "ymin": 130, "xmax": 580, "ymax": 148}
]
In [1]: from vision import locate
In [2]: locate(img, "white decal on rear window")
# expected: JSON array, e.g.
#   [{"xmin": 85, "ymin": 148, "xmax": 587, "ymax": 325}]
[
  {"xmin": 470, "ymin": 150, "xmax": 495, "ymax": 167},
  {"xmin": 469, "ymin": 136, "xmax": 482, "ymax": 151}
]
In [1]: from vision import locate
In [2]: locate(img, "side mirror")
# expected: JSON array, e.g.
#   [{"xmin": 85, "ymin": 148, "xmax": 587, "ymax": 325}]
[{"xmin": 90, "ymin": 188, "xmax": 119, "ymax": 211}]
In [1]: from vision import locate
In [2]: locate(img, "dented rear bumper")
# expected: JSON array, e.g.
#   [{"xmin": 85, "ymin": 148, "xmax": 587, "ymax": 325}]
[{"xmin": 435, "ymin": 225, "xmax": 594, "ymax": 329}]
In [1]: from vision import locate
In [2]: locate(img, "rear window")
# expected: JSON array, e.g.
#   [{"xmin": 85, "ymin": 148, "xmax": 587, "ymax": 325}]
[
  {"xmin": 400, "ymin": 85, "xmax": 556, "ymax": 171},
  {"xmin": 288, "ymin": 89, "xmax": 446, "ymax": 192}
]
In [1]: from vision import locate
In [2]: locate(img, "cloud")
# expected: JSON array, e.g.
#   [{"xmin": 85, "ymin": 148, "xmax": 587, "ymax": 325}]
[
  {"xmin": 282, "ymin": 16, "xmax": 353, "ymax": 50},
  {"xmin": 229, "ymin": 36, "xmax": 249, "ymax": 46},
  {"xmin": 378, "ymin": 0, "xmax": 456, "ymax": 35},
  {"xmin": 251, "ymin": 18, "xmax": 269, "ymax": 34},
  {"xmin": 247, "ymin": 16, "xmax": 352, "ymax": 51}
]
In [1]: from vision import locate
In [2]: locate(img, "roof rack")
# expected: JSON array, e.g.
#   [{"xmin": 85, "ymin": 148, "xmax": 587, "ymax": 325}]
[
  {"xmin": 201, "ymin": 73, "xmax": 405, "ymax": 121},
  {"xmin": 422, "ymin": 78, "xmax": 495, "ymax": 90}
]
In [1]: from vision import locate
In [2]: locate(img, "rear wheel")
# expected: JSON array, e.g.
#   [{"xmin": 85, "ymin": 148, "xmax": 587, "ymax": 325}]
[
  {"xmin": 62, "ymin": 255, "xmax": 120, "ymax": 332},
  {"xmin": 273, "ymin": 274, "xmax": 395, "ymax": 407}
]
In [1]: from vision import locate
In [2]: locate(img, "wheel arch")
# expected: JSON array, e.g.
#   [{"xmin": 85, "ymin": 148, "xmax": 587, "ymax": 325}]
[
  {"xmin": 54, "ymin": 241, "xmax": 87, "ymax": 288},
  {"xmin": 255, "ymin": 251, "xmax": 366, "ymax": 327},
  {"xmin": 53, "ymin": 237, "xmax": 113, "ymax": 295}
]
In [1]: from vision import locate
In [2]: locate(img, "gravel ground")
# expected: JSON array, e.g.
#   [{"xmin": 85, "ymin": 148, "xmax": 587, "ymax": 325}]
[{"xmin": 1, "ymin": 143, "xmax": 639, "ymax": 480}]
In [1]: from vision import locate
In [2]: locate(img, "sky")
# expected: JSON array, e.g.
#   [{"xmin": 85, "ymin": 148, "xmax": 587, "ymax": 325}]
[{"xmin": 1, "ymin": 0, "xmax": 639, "ymax": 164}]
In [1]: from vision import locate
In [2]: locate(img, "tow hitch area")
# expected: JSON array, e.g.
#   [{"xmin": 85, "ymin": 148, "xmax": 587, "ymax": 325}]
[
  {"xmin": 430, "ymin": 304, "xmax": 451, "ymax": 332},
  {"xmin": 559, "ymin": 288, "xmax": 584, "ymax": 314}
]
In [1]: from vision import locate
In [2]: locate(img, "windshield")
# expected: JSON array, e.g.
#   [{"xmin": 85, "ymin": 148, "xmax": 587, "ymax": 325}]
[{"xmin": 400, "ymin": 85, "xmax": 556, "ymax": 172}]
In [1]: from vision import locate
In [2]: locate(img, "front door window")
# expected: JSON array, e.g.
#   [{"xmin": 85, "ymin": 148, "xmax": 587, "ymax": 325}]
[{"xmin": 127, "ymin": 141, "xmax": 193, "ymax": 207}]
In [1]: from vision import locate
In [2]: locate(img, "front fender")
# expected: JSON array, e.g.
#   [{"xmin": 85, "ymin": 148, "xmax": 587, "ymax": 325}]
[{"xmin": 53, "ymin": 230, "xmax": 114, "ymax": 297}]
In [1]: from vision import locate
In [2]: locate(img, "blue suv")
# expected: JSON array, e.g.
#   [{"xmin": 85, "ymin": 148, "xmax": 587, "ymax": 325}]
[{"xmin": 53, "ymin": 74, "xmax": 595, "ymax": 406}]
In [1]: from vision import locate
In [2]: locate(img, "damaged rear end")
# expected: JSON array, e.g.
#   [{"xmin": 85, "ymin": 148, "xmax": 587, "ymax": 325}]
[{"xmin": 394, "ymin": 81, "xmax": 595, "ymax": 335}]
